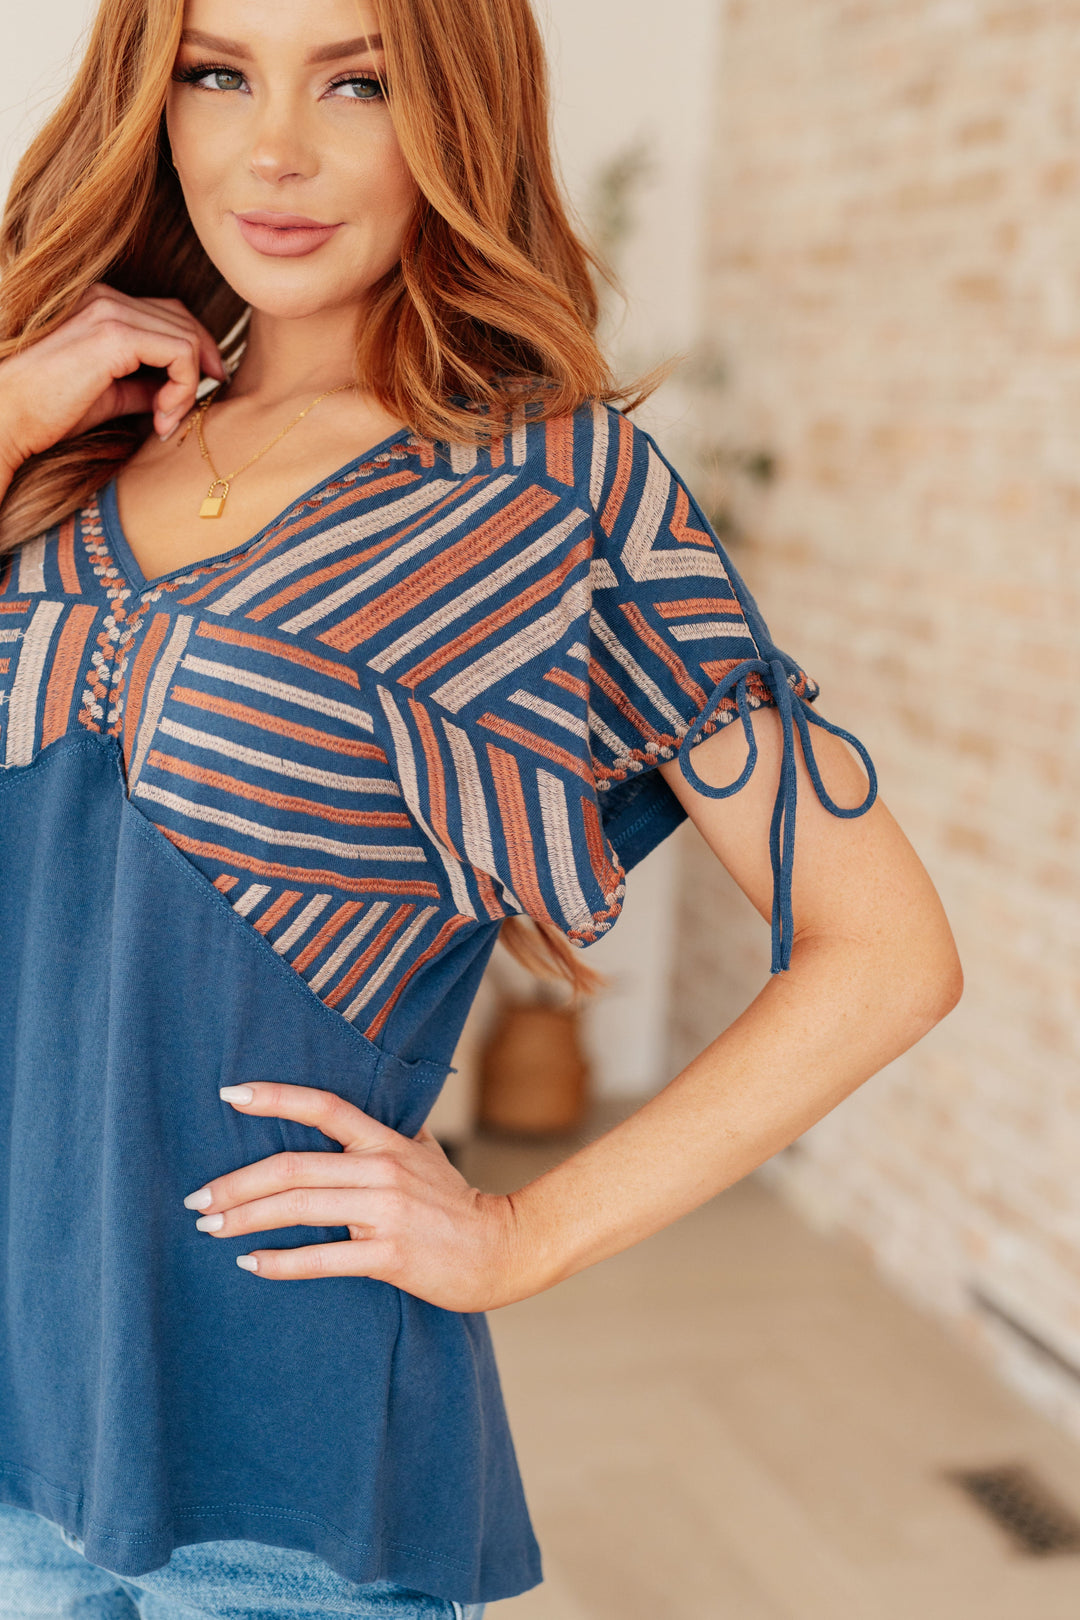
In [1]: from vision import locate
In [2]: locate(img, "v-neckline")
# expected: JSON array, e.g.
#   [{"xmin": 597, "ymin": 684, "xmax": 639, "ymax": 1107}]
[{"xmin": 99, "ymin": 423, "xmax": 417, "ymax": 596}]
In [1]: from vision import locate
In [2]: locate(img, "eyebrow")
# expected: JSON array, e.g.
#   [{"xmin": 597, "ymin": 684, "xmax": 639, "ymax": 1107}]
[{"xmin": 179, "ymin": 30, "xmax": 384, "ymax": 64}]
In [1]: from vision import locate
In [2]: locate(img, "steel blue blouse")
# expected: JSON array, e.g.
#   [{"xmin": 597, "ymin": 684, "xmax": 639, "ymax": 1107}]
[{"xmin": 0, "ymin": 400, "xmax": 875, "ymax": 1604}]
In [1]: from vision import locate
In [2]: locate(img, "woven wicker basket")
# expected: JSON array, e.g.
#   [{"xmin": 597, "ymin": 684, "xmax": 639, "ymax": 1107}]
[{"xmin": 478, "ymin": 1001, "xmax": 590, "ymax": 1135}]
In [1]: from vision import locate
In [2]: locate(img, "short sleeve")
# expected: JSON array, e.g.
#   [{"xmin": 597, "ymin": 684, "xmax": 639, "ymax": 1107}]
[
  {"xmin": 373, "ymin": 403, "xmax": 875, "ymax": 971},
  {"xmin": 586, "ymin": 407, "xmax": 818, "ymax": 875}
]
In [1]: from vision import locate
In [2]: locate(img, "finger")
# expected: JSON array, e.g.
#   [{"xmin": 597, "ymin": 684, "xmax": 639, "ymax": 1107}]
[
  {"xmin": 103, "ymin": 376, "xmax": 163, "ymax": 422},
  {"xmin": 79, "ymin": 301, "xmax": 205, "ymax": 432},
  {"xmin": 140, "ymin": 295, "xmax": 229, "ymax": 381},
  {"xmin": 65, "ymin": 372, "xmax": 192, "ymax": 441},
  {"xmin": 68, "ymin": 282, "xmax": 124, "ymax": 318},
  {"xmin": 71, "ymin": 284, "xmax": 211, "ymax": 384},
  {"xmin": 219, "ymin": 1081, "xmax": 403, "ymax": 1152},
  {"xmin": 236, "ymin": 1238, "xmax": 398, "ymax": 1281},
  {"xmin": 184, "ymin": 1146, "xmax": 403, "ymax": 1214},
  {"xmin": 194, "ymin": 1186, "xmax": 391, "ymax": 1239},
  {"xmin": 70, "ymin": 284, "xmax": 224, "ymax": 384},
  {"xmin": 132, "ymin": 332, "xmax": 204, "ymax": 431},
  {"xmin": 83, "ymin": 322, "xmax": 201, "ymax": 435}
]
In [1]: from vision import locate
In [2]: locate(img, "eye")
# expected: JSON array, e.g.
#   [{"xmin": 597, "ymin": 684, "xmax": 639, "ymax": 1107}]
[
  {"xmin": 174, "ymin": 62, "xmax": 247, "ymax": 93},
  {"xmin": 327, "ymin": 74, "xmax": 386, "ymax": 102}
]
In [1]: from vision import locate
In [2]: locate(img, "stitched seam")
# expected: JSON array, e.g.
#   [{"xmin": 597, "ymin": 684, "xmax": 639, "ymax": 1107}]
[
  {"xmin": 0, "ymin": 733, "xmax": 108, "ymax": 795},
  {"xmin": 0, "ymin": 1463, "xmax": 477, "ymax": 1571},
  {"xmin": 124, "ymin": 797, "xmax": 379, "ymax": 1062},
  {"xmin": 0, "ymin": 732, "xmax": 442, "ymax": 1081},
  {"xmin": 120, "ymin": 794, "xmax": 437, "ymax": 1077},
  {"xmin": 0, "ymin": 1459, "xmax": 82, "ymax": 1506}
]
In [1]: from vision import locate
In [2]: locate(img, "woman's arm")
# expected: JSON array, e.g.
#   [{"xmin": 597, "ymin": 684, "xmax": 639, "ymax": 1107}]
[
  {"xmin": 504, "ymin": 706, "xmax": 962, "ymax": 1292},
  {"xmin": 193, "ymin": 703, "xmax": 961, "ymax": 1308}
]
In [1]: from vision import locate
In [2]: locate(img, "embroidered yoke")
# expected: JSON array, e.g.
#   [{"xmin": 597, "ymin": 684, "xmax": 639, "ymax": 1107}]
[{"xmin": 0, "ymin": 402, "xmax": 875, "ymax": 1604}]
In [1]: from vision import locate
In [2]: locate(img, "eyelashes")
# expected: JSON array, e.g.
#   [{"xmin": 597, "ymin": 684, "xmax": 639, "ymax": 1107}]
[
  {"xmin": 328, "ymin": 73, "xmax": 387, "ymax": 101},
  {"xmin": 172, "ymin": 63, "xmax": 244, "ymax": 91},
  {"xmin": 172, "ymin": 62, "xmax": 387, "ymax": 101}
]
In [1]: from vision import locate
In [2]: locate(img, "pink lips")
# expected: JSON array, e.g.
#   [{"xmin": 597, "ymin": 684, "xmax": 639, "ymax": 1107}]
[{"xmin": 234, "ymin": 211, "xmax": 342, "ymax": 257}]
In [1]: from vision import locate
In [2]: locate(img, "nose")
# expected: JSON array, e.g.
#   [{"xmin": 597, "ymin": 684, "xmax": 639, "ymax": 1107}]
[{"xmin": 246, "ymin": 96, "xmax": 319, "ymax": 186}]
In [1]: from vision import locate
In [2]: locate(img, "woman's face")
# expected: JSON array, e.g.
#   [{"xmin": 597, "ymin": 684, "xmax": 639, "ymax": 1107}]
[{"xmin": 166, "ymin": 0, "xmax": 418, "ymax": 321}]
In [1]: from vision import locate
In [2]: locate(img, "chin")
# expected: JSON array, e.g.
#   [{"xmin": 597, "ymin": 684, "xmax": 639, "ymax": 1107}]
[
  {"xmin": 234, "ymin": 286, "xmax": 357, "ymax": 320},
  {"xmin": 209, "ymin": 264, "xmax": 367, "ymax": 322}
]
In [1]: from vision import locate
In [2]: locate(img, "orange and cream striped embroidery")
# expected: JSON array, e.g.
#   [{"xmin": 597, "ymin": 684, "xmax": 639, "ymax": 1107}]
[{"xmin": 0, "ymin": 404, "xmax": 815, "ymax": 1044}]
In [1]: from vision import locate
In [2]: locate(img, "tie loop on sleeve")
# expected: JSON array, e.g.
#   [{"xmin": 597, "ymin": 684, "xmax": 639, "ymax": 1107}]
[{"xmin": 674, "ymin": 657, "xmax": 879, "ymax": 973}]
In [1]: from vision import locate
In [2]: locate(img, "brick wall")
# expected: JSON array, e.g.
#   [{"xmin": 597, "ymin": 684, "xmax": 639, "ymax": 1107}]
[{"xmin": 669, "ymin": 0, "xmax": 1080, "ymax": 1436}]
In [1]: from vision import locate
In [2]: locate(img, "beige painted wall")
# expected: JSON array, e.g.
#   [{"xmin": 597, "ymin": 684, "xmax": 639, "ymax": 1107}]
[
  {"xmin": 670, "ymin": 0, "xmax": 1080, "ymax": 1439},
  {"xmin": 0, "ymin": 5, "xmax": 96, "ymax": 196}
]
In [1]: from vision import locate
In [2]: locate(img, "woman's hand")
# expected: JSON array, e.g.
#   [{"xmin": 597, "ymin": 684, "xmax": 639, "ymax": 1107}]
[
  {"xmin": 184, "ymin": 1082, "xmax": 531, "ymax": 1312},
  {"xmin": 0, "ymin": 282, "xmax": 228, "ymax": 475}
]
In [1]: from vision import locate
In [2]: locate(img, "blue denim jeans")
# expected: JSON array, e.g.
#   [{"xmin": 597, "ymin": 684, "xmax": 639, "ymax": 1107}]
[{"xmin": 0, "ymin": 1503, "xmax": 487, "ymax": 1619}]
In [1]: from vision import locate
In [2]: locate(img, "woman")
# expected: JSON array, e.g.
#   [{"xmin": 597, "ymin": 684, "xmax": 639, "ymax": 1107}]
[{"xmin": 0, "ymin": 0, "xmax": 962, "ymax": 1614}]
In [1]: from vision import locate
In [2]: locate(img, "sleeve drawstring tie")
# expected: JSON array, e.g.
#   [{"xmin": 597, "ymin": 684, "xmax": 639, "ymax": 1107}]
[{"xmin": 674, "ymin": 657, "xmax": 879, "ymax": 973}]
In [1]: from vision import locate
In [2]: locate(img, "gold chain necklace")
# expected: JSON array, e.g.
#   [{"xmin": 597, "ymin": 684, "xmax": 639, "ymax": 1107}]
[{"xmin": 177, "ymin": 381, "xmax": 356, "ymax": 519}]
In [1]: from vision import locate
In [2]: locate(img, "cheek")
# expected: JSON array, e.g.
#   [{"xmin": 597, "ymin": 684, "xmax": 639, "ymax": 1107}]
[
  {"xmin": 345, "ymin": 129, "xmax": 420, "ymax": 243},
  {"xmin": 164, "ymin": 94, "xmax": 219, "ymax": 206}
]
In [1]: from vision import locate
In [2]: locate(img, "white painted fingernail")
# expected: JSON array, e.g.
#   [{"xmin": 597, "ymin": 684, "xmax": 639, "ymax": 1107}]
[
  {"xmin": 220, "ymin": 1085, "xmax": 253, "ymax": 1103},
  {"xmin": 183, "ymin": 1187, "xmax": 213, "ymax": 1210},
  {"xmin": 195, "ymin": 1213, "xmax": 224, "ymax": 1232},
  {"xmin": 237, "ymin": 1255, "xmax": 259, "ymax": 1272},
  {"xmin": 158, "ymin": 420, "xmax": 178, "ymax": 443}
]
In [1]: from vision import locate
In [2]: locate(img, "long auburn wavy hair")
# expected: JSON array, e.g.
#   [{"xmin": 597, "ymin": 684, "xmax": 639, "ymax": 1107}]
[{"xmin": 0, "ymin": 0, "xmax": 650, "ymax": 995}]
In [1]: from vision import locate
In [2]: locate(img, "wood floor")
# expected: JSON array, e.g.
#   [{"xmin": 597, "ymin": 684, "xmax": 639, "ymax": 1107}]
[{"xmin": 458, "ymin": 1122, "xmax": 1080, "ymax": 1620}]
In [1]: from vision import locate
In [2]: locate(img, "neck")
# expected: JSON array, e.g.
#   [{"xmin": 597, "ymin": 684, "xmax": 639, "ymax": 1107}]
[{"xmin": 227, "ymin": 302, "xmax": 363, "ymax": 406}]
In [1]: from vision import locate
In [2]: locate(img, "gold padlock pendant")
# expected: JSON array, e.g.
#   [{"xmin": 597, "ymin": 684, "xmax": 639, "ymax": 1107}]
[{"xmin": 200, "ymin": 481, "xmax": 229, "ymax": 519}]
